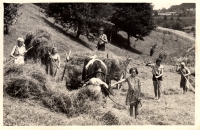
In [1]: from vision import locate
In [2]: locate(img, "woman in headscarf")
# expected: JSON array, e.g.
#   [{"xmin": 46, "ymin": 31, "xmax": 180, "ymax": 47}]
[
  {"xmin": 46, "ymin": 47, "xmax": 60, "ymax": 77},
  {"xmin": 111, "ymin": 67, "xmax": 142, "ymax": 118},
  {"xmin": 10, "ymin": 37, "xmax": 27, "ymax": 65},
  {"xmin": 176, "ymin": 62, "xmax": 191, "ymax": 94}
]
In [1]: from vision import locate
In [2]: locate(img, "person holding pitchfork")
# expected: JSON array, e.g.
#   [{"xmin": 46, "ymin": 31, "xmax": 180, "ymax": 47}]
[{"xmin": 146, "ymin": 58, "xmax": 164, "ymax": 101}]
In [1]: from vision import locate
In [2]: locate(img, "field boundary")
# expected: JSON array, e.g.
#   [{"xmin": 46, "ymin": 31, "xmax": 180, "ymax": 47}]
[{"xmin": 156, "ymin": 26, "xmax": 195, "ymax": 43}]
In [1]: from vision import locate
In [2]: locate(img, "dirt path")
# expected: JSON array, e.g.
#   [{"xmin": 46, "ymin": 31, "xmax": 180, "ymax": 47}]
[{"xmin": 157, "ymin": 26, "xmax": 195, "ymax": 42}]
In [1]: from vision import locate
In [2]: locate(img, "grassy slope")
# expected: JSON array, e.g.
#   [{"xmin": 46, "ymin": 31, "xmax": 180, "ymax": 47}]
[{"xmin": 3, "ymin": 4, "xmax": 195, "ymax": 125}]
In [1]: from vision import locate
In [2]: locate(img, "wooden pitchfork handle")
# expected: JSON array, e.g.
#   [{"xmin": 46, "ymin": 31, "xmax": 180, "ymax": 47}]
[
  {"xmin": 180, "ymin": 70, "xmax": 194, "ymax": 90},
  {"xmin": 4, "ymin": 46, "xmax": 33, "ymax": 66}
]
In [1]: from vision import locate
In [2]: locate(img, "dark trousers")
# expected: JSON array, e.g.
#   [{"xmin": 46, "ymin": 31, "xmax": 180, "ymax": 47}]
[
  {"xmin": 97, "ymin": 44, "xmax": 105, "ymax": 51},
  {"xmin": 153, "ymin": 80, "xmax": 162, "ymax": 99}
]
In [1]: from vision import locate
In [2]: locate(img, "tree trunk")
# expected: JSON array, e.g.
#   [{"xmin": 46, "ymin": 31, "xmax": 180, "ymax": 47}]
[
  {"xmin": 76, "ymin": 24, "xmax": 81, "ymax": 38},
  {"xmin": 127, "ymin": 33, "xmax": 131, "ymax": 49}
]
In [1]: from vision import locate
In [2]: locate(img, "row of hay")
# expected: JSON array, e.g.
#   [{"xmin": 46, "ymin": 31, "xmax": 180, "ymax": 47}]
[{"xmin": 3, "ymin": 63, "xmax": 120, "ymax": 124}]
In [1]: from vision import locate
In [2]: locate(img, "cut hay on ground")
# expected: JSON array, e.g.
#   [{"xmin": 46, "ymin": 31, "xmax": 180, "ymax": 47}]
[
  {"xmin": 4, "ymin": 76, "xmax": 46, "ymax": 98},
  {"xmin": 42, "ymin": 93, "xmax": 72, "ymax": 114},
  {"xmin": 163, "ymin": 88, "xmax": 181, "ymax": 95},
  {"xmin": 101, "ymin": 111, "xmax": 119, "ymax": 125},
  {"xmin": 4, "ymin": 65, "xmax": 23, "ymax": 76}
]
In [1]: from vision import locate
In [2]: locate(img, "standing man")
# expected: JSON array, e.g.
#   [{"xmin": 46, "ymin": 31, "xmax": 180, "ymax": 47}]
[
  {"xmin": 97, "ymin": 27, "xmax": 108, "ymax": 51},
  {"xmin": 176, "ymin": 62, "xmax": 191, "ymax": 94},
  {"xmin": 10, "ymin": 37, "xmax": 27, "ymax": 65}
]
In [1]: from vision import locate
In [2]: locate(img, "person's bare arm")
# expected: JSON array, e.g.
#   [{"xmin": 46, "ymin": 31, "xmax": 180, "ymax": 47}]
[
  {"xmin": 155, "ymin": 67, "xmax": 164, "ymax": 78},
  {"xmin": 57, "ymin": 54, "xmax": 61, "ymax": 68},
  {"xmin": 10, "ymin": 46, "xmax": 17, "ymax": 59},
  {"xmin": 184, "ymin": 67, "xmax": 191, "ymax": 77},
  {"xmin": 176, "ymin": 64, "xmax": 181, "ymax": 74}
]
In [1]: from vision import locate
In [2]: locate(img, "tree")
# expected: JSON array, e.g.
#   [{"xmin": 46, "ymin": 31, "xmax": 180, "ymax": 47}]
[
  {"xmin": 111, "ymin": 3, "xmax": 156, "ymax": 47},
  {"xmin": 163, "ymin": 15, "xmax": 167, "ymax": 20},
  {"xmin": 163, "ymin": 22, "xmax": 170, "ymax": 28},
  {"xmin": 154, "ymin": 10, "xmax": 158, "ymax": 16},
  {"xmin": 172, "ymin": 21, "xmax": 183, "ymax": 31},
  {"xmin": 4, "ymin": 3, "xmax": 21, "ymax": 35},
  {"xmin": 46, "ymin": 3, "xmax": 115, "ymax": 38},
  {"xmin": 177, "ymin": 16, "xmax": 181, "ymax": 21}
]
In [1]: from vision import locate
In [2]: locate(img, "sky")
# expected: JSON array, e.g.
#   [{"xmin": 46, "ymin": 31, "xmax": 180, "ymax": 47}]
[{"xmin": 152, "ymin": 2, "xmax": 183, "ymax": 10}]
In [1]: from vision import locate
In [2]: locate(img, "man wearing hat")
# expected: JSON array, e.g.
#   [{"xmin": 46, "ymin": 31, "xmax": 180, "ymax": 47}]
[
  {"xmin": 176, "ymin": 62, "xmax": 191, "ymax": 94},
  {"xmin": 10, "ymin": 37, "xmax": 27, "ymax": 65},
  {"xmin": 97, "ymin": 27, "xmax": 108, "ymax": 51}
]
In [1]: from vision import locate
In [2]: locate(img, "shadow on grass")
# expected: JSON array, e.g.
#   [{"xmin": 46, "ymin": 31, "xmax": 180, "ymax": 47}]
[
  {"xmin": 40, "ymin": 17, "xmax": 94, "ymax": 51},
  {"xmin": 111, "ymin": 33, "xmax": 143, "ymax": 55}
]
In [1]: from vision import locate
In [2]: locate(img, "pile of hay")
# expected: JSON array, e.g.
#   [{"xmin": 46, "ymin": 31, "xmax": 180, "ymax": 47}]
[
  {"xmin": 101, "ymin": 111, "xmax": 119, "ymax": 125},
  {"xmin": 4, "ymin": 76, "xmax": 46, "ymax": 98},
  {"xmin": 42, "ymin": 93, "xmax": 72, "ymax": 113},
  {"xmin": 4, "ymin": 65, "xmax": 23, "ymax": 76},
  {"xmin": 69, "ymin": 86, "xmax": 105, "ymax": 117},
  {"xmin": 163, "ymin": 88, "xmax": 181, "ymax": 95},
  {"xmin": 64, "ymin": 64, "xmax": 82, "ymax": 90},
  {"xmin": 3, "ymin": 64, "xmax": 47, "ymax": 98},
  {"xmin": 24, "ymin": 29, "xmax": 53, "ymax": 62}
]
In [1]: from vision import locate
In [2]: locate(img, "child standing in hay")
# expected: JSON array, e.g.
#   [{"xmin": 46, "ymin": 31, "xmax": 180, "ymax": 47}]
[
  {"xmin": 176, "ymin": 62, "xmax": 191, "ymax": 94},
  {"xmin": 111, "ymin": 68, "xmax": 142, "ymax": 118}
]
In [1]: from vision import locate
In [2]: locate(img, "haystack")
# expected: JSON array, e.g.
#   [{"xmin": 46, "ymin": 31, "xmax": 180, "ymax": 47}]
[
  {"xmin": 3, "ymin": 63, "xmax": 48, "ymax": 98},
  {"xmin": 42, "ymin": 93, "xmax": 72, "ymax": 113},
  {"xmin": 4, "ymin": 76, "xmax": 46, "ymax": 98},
  {"xmin": 24, "ymin": 29, "xmax": 53, "ymax": 62},
  {"xmin": 69, "ymin": 87, "xmax": 104, "ymax": 116},
  {"xmin": 64, "ymin": 64, "xmax": 82, "ymax": 90}
]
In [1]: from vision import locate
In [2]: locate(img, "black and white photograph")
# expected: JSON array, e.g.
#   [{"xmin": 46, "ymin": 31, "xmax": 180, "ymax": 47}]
[{"xmin": 2, "ymin": 1, "xmax": 198, "ymax": 127}]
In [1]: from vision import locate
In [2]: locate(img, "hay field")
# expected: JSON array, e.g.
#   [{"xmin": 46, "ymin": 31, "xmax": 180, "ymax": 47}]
[{"xmin": 3, "ymin": 3, "xmax": 195, "ymax": 125}]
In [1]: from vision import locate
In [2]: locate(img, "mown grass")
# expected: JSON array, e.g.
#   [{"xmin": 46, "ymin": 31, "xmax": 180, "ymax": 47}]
[{"xmin": 3, "ymin": 3, "xmax": 195, "ymax": 126}]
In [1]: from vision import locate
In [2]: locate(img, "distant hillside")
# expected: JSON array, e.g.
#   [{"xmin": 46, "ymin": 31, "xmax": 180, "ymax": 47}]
[{"xmin": 169, "ymin": 3, "xmax": 195, "ymax": 11}]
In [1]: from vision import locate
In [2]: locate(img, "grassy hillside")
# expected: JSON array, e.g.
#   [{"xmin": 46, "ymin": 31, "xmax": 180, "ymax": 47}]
[{"xmin": 3, "ymin": 3, "xmax": 195, "ymax": 125}]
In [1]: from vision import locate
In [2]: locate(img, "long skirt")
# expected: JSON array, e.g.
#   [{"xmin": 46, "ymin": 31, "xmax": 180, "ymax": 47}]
[{"xmin": 46, "ymin": 62, "xmax": 57, "ymax": 76}]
